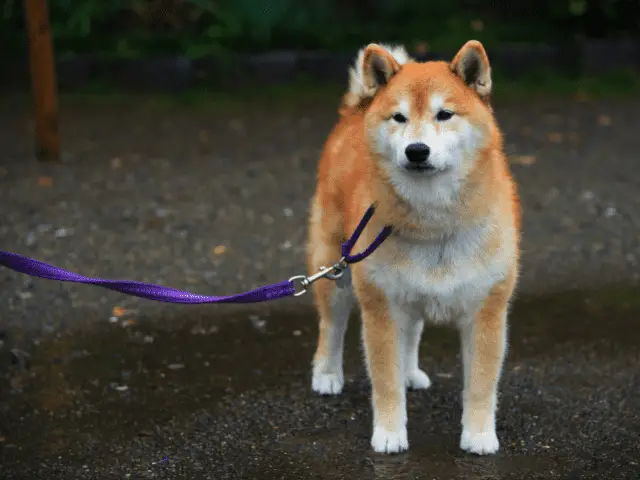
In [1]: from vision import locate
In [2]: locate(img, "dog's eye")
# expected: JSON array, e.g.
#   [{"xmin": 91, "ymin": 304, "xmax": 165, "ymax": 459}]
[
  {"xmin": 436, "ymin": 110, "xmax": 455, "ymax": 122},
  {"xmin": 392, "ymin": 113, "xmax": 407, "ymax": 123}
]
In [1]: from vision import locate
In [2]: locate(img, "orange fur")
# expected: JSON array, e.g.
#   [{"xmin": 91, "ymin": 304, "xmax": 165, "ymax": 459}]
[{"xmin": 307, "ymin": 40, "xmax": 521, "ymax": 455}]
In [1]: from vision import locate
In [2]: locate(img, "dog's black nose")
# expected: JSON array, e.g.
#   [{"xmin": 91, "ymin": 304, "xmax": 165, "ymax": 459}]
[{"xmin": 405, "ymin": 143, "xmax": 431, "ymax": 164}]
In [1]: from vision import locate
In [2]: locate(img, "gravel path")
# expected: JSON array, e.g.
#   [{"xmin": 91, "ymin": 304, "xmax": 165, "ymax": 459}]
[{"xmin": 0, "ymin": 94, "xmax": 639, "ymax": 479}]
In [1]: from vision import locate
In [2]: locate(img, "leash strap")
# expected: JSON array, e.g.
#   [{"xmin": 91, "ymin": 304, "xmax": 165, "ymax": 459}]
[{"xmin": 0, "ymin": 205, "xmax": 391, "ymax": 304}]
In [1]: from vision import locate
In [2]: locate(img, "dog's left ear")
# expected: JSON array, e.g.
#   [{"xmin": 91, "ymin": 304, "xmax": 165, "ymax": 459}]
[{"xmin": 451, "ymin": 40, "xmax": 492, "ymax": 99}]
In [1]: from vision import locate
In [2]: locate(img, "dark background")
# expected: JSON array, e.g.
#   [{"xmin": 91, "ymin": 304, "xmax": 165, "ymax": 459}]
[
  {"xmin": 1, "ymin": 0, "xmax": 639, "ymax": 56},
  {"xmin": 2, "ymin": 0, "xmax": 640, "ymax": 92}
]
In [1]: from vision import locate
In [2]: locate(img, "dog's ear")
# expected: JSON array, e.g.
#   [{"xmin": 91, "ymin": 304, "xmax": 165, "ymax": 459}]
[
  {"xmin": 362, "ymin": 43, "xmax": 402, "ymax": 91},
  {"xmin": 451, "ymin": 40, "xmax": 492, "ymax": 99}
]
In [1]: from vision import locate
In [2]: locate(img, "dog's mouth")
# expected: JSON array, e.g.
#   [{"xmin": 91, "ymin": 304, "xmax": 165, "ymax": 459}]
[{"xmin": 403, "ymin": 163, "xmax": 443, "ymax": 175}]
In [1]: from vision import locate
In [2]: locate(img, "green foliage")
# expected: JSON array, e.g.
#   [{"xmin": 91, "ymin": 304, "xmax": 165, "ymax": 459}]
[{"xmin": 0, "ymin": 0, "xmax": 637, "ymax": 59}]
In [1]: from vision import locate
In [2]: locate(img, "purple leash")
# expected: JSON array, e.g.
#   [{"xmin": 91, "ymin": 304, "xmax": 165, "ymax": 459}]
[{"xmin": 0, "ymin": 205, "xmax": 392, "ymax": 304}]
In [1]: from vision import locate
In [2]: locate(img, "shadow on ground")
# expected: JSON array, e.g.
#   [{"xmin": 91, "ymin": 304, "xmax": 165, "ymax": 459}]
[{"xmin": 1, "ymin": 285, "xmax": 639, "ymax": 479}]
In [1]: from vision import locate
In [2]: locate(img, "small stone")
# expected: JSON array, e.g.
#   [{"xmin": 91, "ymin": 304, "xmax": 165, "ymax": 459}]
[
  {"xmin": 283, "ymin": 207, "xmax": 293, "ymax": 217},
  {"xmin": 292, "ymin": 330, "xmax": 302, "ymax": 337},
  {"xmin": 114, "ymin": 384, "xmax": 129, "ymax": 392},
  {"xmin": 603, "ymin": 207, "xmax": 617, "ymax": 218},
  {"xmin": 143, "ymin": 335, "xmax": 155, "ymax": 344},
  {"xmin": 510, "ymin": 155, "xmax": 536, "ymax": 166},
  {"xmin": 109, "ymin": 316, "xmax": 119, "ymax": 323},
  {"xmin": 249, "ymin": 315, "xmax": 267, "ymax": 333},
  {"xmin": 280, "ymin": 241, "xmax": 292, "ymax": 250},
  {"xmin": 54, "ymin": 227, "xmax": 74, "ymax": 238},
  {"xmin": 191, "ymin": 326, "xmax": 207, "ymax": 335},
  {"xmin": 25, "ymin": 232, "xmax": 37, "ymax": 246},
  {"xmin": 580, "ymin": 191, "xmax": 596, "ymax": 202},
  {"xmin": 168, "ymin": 363, "xmax": 185, "ymax": 370},
  {"xmin": 155, "ymin": 208, "xmax": 170, "ymax": 218},
  {"xmin": 18, "ymin": 291, "xmax": 33, "ymax": 300}
]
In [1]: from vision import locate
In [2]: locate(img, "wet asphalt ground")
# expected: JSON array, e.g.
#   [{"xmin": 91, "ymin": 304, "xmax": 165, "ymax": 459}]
[{"xmin": 0, "ymin": 91, "xmax": 639, "ymax": 479}]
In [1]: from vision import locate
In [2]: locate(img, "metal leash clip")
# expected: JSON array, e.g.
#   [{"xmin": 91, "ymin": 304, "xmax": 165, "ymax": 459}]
[
  {"xmin": 288, "ymin": 203, "xmax": 392, "ymax": 297},
  {"xmin": 289, "ymin": 257, "xmax": 348, "ymax": 297}
]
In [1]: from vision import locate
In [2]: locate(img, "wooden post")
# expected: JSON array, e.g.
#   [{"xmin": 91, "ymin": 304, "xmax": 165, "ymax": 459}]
[{"xmin": 24, "ymin": 0, "xmax": 60, "ymax": 161}]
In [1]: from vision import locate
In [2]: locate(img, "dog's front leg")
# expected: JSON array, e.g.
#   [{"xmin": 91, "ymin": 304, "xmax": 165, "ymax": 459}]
[
  {"xmin": 459, "ymin": 276, "xmax": 515, "ymax": 455},
  {"xmin": 355, "ymin": 274, "xmax": 408, "ymax": 454}
]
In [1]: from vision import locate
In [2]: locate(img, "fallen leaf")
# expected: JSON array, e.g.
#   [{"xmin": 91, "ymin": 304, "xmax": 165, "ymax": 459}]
[
  {"xmin": 212, "ymin": 245, "xmax": 226, "ymax": 255},
  {"xmin": 110, "ymin": 157, "xmax": 122, "ymax": 169},
  {"xmin": 548, "ymin": 132, "xmax": 563, "ymax": 143},
  {"xmin": 37, "ymin": 176, "xmax": 53, "ymax": 187},
  {"xmin": 511, "ymin": 155, "xmax": 537, "ymax": 166},
  {"xmin": 112, "ymin": 306, "xmax": 126, "ymax": 317},
  {"xmin": 471, "ymin": 19, "xmax": 484, "ymax": 31},
  {"xmin": 597, "ymin": 115, "xmax": 612, "ymax": 126}
]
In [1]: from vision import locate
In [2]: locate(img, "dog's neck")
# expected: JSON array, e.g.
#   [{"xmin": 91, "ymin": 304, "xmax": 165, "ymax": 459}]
[{"xmin": 372, "ymin": 155, "xmax": 497, "ymax": 242}]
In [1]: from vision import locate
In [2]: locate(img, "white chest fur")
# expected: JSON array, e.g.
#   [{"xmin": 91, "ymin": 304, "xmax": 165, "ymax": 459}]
[{"xmin": 367, "ymin": 220, "xmax": 512, "ymax": 325}]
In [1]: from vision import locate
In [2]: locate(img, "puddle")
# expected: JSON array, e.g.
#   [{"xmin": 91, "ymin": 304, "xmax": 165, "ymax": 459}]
[{"xmin": 1, "ymin": 285, "xmax": 639, "ymax": 478}]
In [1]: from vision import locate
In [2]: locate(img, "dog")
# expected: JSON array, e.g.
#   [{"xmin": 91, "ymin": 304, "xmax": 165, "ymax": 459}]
[{"xmin": 306, "ymin": 40, "xmax": 521, "ymax": 455}]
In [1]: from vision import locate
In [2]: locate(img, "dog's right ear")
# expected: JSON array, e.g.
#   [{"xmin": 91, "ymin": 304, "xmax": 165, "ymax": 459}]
[
  {"xmin": 342, "ymin": 43, "xmax": 408, "ymax": 112},
  {"xmin": 361, "ymin": 43, "xmax": 402, "ymax": 91}
]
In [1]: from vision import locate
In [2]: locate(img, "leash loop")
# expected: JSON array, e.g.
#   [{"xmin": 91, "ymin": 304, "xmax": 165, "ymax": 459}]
[{"xmin": 290, "ymin": 204, "xmax": 392, "ymax": 296}]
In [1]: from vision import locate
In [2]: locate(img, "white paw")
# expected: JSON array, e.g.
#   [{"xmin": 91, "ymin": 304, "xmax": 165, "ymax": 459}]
[
  {"xmin": 371, "ymin": 426, "xmax": 409, "ymax": 454},
  {"xmin": 405, "ymin": 369, "xmax": 432, "ymax": 390},
  {"xmin": 312, "ymin": 371, "xmax": 344, "ymax": 395},
  {"xmin": 460, "ymin": 429, "xmax": 499, "ymax": 455}
]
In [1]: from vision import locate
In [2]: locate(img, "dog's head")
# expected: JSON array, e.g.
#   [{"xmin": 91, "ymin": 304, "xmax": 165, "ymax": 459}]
[{"xmin": 345, "ymin": 41, "xmax": 500, "ymax": 203}]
